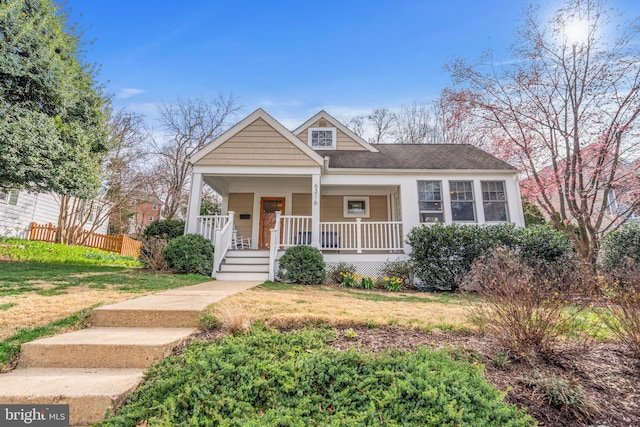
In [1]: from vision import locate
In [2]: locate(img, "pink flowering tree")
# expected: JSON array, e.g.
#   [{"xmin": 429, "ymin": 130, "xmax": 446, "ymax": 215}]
[{"xmin": 448, "ymin": 0, "xmax": 640, "ymax": 264}]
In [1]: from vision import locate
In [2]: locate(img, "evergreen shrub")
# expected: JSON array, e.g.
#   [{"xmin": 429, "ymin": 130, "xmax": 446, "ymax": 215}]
[
  {"xmin": 407, "ymin": 223, "xmax": 572, "ymax": 291},
  {"xmin": 600, "ymin": 224, "xmax": 640, "ymax": 272},
  {"xmin": 277, "ymin": 245, "xmax": 326, "ymax": 285},
  {"xmin": 162, "ymin": 234, "xmax": 213, "ymax": 275}
]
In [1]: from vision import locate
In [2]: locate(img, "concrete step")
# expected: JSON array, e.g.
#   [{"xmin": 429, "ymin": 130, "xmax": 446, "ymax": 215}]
[
  {"xmin": 90, "ymin": 281, "xmax": 261, "ymax": 327},
  {"xmin": 19, "ymin": 327, "xmax": 195, "ymax": 369},
  {"xmin": 0, "ymin": 368, "xmax": 144, "ymax": 426},
  {"xmin": 215, "ymin": 271, "xmax": 269, "ymax": 281}
]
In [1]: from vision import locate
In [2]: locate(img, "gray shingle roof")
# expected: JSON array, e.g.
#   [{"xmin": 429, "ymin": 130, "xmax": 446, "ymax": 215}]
[{"xmin": 324, "ymin": 144, "xmax": 517, "ymax": 170}]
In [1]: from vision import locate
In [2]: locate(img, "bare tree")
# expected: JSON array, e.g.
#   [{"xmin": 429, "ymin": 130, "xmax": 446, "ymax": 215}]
[
  {"xmin": 393, "ymin": 102, "xmax": 431, "ymax": 144},
  {"xmin": 367, "ymin": 108, "xmax": 396, "ymax": 144},
  {"xmin": 343, "ymin": 115, "xmax": 366, "ymax": 137},
  {"xmin": 55, "ymin": 110, "xmax": 151, "ymax": 243},
  {"xmin": 429, "ymin": 89, "xmax": 483, "ymax": 145},
  {"xmin": 449, "ymin": 0, "xmax": 640, "ymax": 263},
  {"xmin": 150, "ymin": 94, "xmax": 241, "ymax": 220}
]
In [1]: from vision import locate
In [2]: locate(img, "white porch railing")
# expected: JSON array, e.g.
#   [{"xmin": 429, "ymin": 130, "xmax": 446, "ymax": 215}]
[
  {"xmin": 199, "ymin": 212, "xmax": 233, "ymax": 278},
  {"xmin": 280, "ymin": 215, "xmax": 403, "ymax": 253},
  {"xmin": 197, "ymin": 215, "xmax": 229, "ymax": 243}
]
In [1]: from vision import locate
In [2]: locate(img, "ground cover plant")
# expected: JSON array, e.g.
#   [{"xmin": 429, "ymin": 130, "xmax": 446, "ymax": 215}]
[{"xmin": 98, "ymin": 326, "xmax": 534, "ymax": 427}]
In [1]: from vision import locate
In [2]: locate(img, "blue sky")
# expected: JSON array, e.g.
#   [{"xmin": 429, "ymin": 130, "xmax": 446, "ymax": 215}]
[{"xmin": 62, "ymin": 0, "xmax": 640, "ymax": 128}]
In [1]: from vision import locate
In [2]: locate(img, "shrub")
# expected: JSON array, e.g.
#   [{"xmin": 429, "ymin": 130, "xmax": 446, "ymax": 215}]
[
  {"xmin": 327, "ymin": 261, "xmax": 356, "ymax": 284},
  {"xmin": 462, "ymin": 248, "xmax": 593, "ymax": 357},
  {"xmin": 597, "ymin": 262, "xmax": 640, "ymax": 357},
  {"xmin": 143, "ymin": 219, "xmax": 185, "ymax": 240},
  {"xmin": 379, "ymin": 259, "xmax": 414, "ymax": 288},
  {"xmin": 100, "ymin": 326, "xmax": 533, "ymax": 426},
  {"xmin": 139, "ymin": 237, "xmax": 168, "ymax": 270},
  {"xmin": 277, "ymin": 245, "xmax": 326, "ymax": 285},
  {"xmin": 407, "ymin": 223, "xmax": 571, "ymax": 291},
  {"xmin": 600, "ymin": 224, "xmax": 640, "ymax": 271},
  {"xmin": 519, "ymin": 371, "xmax": 599, "ymax": 422},
  {"xmin": 162, "ymin": 234, "xmax": 213, "ymax": 275}
]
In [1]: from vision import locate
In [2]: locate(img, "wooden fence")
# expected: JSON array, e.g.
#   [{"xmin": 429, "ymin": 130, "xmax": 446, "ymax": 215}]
[{"xmin": 29, "ymin": 222, "xmax": 142, "ymax": 258}]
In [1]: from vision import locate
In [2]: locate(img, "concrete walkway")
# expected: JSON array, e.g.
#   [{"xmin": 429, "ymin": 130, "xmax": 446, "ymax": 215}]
[{"xmin": 0, "ymin": 280, "xmax": 260, "ymax": 426}]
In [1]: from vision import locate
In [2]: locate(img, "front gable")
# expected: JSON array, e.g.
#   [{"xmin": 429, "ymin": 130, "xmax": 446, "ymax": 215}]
[
  {"xmin": 190, "ymin": 109, "xmax": 324, "ymax": 168},
  {"xmin": 294, "ymin": 111, "xmax": 379, "ymax": 153}
]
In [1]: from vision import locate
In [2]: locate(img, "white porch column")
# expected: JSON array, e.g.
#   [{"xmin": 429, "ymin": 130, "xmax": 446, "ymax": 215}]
[
  {"xmin": 311, "ymin": 174, "xmax": 321, "ymax": 248},
  {"xmin": 185, "ymin": 172, "xmax": 203, "ymax": 234}
]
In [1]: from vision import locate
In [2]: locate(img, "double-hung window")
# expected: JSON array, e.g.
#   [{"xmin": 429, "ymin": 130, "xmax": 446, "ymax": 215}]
[
  {"xmin": 449, "ymin": 181, "xmax": 475, "ymax": 222},
  {"xmin": 0, "ymin": 189, "xmax": 19, "ymax": 205},
  {"xmin": 308, "ymin": 128, "xmax": 336, "ymax": 149},
  {"xmin": 417, "ymin": 181, "xmax": 443, "ymax": 223},
  {"xmin": 482, "ymin": 181, "xmax": 509, "ymax": 222}
]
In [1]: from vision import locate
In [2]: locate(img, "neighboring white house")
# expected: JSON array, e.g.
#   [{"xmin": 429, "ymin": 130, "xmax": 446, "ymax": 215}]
[
  {"xmin": 0, "ymin": 189, "xmax": 109, "ymax": 239},
  {"xmin": 184, "ymin": 108, "xmax": 525, "ymax": 281}
]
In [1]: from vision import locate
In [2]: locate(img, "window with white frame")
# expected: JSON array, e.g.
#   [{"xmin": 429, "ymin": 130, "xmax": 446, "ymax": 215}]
[
  {"xmin": 343, "ymin": 196, "xmax": 370, "ymax": 218},
  {"xmin": 0, "ymin": 189, "xmax": 19, "ymax": 205},
  {"xmin": 148, "ymin": 215, "xmax": 154, "ymax": 222},
  {"xmin": 482, "ymin": 181, "xmax": 509, "ymax": 222},
  {"xmin": 152, "ymin": 203, "xmax": 158, "ymax": 210},
  {"xmin": 417, "ymin": 180, "xmax": 443, "ymax": 223},
  {"xmin": 449, "ymin": 181, "xmax": 475, "ymax": 222},
  {"xmin": 308, "ymin": 127, "xmax": 336, "ymax": 149}
]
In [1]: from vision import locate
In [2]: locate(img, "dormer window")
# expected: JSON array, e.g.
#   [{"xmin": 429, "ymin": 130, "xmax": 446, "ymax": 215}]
[{"xmin": 309, "ymin": 127, "xmax": 336, "ymax": 150}]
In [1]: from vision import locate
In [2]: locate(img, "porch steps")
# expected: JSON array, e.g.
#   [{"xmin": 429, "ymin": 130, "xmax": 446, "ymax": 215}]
[{"xmin": 216, "ymin": 250, "xmax": 270, "ymax": 281}]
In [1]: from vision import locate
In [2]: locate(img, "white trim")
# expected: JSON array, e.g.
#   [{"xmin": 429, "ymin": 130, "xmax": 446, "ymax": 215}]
[
  {"xmin": 343, "ymin": 196, "xmax": 370, "ymax": 218},
  {"xmin": 192, "ymin": 165, "xmax": 322, "ymax": 176},
  {"xmin": 293, "ymin": 110, "xmax": 379, "ymax": 153},
  {"xmin": 189, "ymin": 108, "xmax": 324, "ymax": 166},
  {"xmin": 308, "ymin": 127, "xmax": 336, "ymax": 150}
]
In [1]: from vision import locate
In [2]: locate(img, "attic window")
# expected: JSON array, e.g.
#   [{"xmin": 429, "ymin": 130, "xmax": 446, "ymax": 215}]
[{"xmin": 309, "ymin": 127, "xmax": 336, "ymax": 150}]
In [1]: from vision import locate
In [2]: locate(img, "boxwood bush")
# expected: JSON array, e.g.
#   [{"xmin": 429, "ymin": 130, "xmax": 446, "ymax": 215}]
[
  {"xmin": 143, "ymin": 219, "xmax": 186, "ymax": 240},
  {"xmin": 277, "ymin": 245, "xmax": 326, "ymax": 285},
  {"xmin": 407, "ymin": 223, "xmax": 571, "ymax": 291},
  {"xmin": 162, "ymin": 234, "xmax": 213, "ymax": 275}
]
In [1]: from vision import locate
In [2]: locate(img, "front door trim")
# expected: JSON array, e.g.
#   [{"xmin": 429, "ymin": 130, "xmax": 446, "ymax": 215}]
[{"xmin": 259, "ymin": 197, "xmax": 285, "ymax": 249}]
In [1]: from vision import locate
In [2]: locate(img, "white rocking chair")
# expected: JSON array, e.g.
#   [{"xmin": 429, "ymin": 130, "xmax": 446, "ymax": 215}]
[{"xmin": 232, "ymin": 229, "xmax": 251, "ymax": 249}]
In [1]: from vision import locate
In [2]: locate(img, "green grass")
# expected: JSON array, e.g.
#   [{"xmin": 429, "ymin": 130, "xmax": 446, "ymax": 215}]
[
  {"xmin": 0, "ymin": 303, "xmax": 16, "ymax": 311},
  {"xmin": 0, "ymin": 237, "xmax": 140, "ymax": 267},
  {"xmin": 0, "ymin": 261, "xmax": 209, "ymax": 296},
  {"xmin": 0, "ymin": 307, "xmax": 94, "ymax": 371},
  {"xmin": 98, "ymin": 326, "xmax": 534, "ymax": 426}
]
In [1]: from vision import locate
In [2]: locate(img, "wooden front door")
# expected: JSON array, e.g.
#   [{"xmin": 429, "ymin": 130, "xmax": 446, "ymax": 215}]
[{"xmin": 259, "ymin": 197, "xmax": 285, "ymax": 249}]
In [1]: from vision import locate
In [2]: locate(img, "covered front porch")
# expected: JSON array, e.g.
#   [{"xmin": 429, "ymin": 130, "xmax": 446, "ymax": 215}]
[{"xmin": 185, "ymin": 174, "xmax": 408, "ymax": 280}]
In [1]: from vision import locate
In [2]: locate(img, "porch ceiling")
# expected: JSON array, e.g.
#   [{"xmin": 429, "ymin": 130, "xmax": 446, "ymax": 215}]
[{"xmin": 203, "ymin": 175, "xmax": 312, "ymax": 195}]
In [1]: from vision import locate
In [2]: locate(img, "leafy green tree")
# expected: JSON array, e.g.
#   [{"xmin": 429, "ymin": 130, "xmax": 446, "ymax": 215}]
[{"xmin": 0, "ymin": 0, "xmax": 109, "ymax": 198}]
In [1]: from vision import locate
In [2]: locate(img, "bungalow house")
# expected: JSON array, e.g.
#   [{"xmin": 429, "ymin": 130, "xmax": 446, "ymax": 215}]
[{"xmin": 184, "ymin": 108, "xmax": 524, "ymax": 281}]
